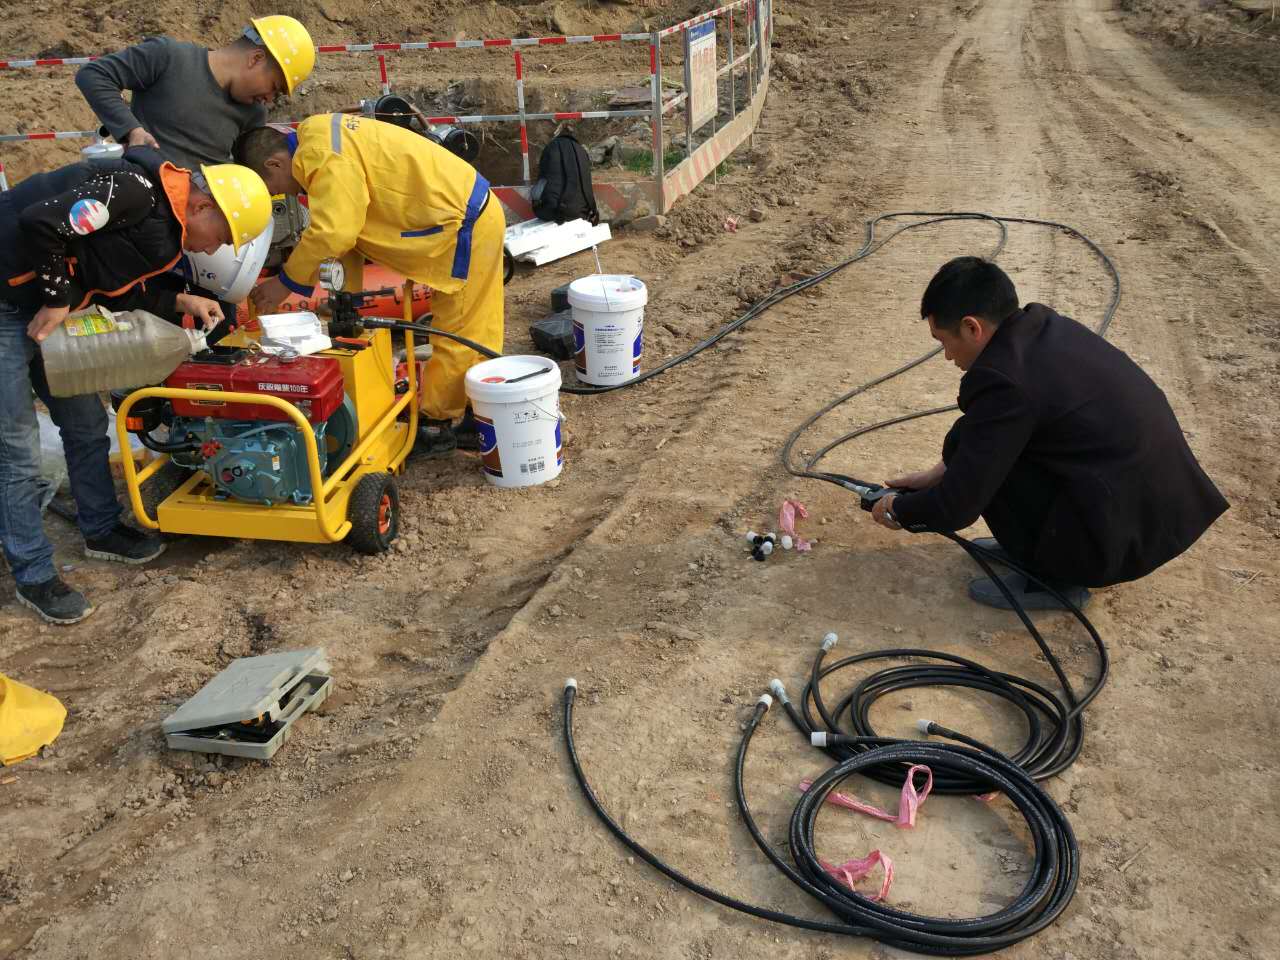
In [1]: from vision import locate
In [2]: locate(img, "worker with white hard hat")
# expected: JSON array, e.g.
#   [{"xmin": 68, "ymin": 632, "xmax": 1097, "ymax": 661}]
[{"xmin": 0, "ymin": 150, "xmax": 272, "ymax": 625}]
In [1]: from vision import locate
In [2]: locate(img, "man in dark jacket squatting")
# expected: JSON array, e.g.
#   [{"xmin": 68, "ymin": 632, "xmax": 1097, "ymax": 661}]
[{"xmin": 869, "ymin": 256, "xmax": 1228, "ymax": 611}]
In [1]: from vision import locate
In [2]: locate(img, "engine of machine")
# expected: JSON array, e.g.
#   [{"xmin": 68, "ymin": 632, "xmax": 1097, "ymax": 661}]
[{"xmin": 163, "ymin": 352, "xmax": 357, "ymax": 507}]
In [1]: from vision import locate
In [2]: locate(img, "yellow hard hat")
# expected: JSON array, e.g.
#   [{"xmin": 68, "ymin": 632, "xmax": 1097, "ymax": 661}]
[
  {"xmin": 250, "ymin": 15, "xmax": 315, "ymax": 95},
  {"xmin": 201, "ymin": 163, "xmax": 273, "ymax": 252},
  {"xmin": 0, "ymin": 673, "xmax": 66, "ymax": 766}
]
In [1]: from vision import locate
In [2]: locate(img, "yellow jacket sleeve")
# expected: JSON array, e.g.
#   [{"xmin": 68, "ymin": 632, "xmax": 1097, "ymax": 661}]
[{"xmin": 280, "ymin": 153, "xmax": 371, "ymax": 296}]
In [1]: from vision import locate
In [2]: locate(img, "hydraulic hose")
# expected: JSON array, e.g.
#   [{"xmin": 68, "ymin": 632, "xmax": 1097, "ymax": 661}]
[
  {"xmin": 564, "ymin": 682, "xmax": 1079, "ymax": 956},
  {"xmin": 135, "ymin": 428, "xmax": 199, "ymax": 455},
  {"xmin": 774, "ymin": 212, "xmax": 1119, "ymax": 787},
  {"xmin": 559, "ymin": 212, "xmax": 1118, "ymax": 953},
  {"xmin": 360, "ymin": 317, "xmax": 504, "ymax": 360}
]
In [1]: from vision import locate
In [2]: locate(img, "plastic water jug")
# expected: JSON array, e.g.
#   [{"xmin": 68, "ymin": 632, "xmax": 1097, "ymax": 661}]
[{"xmin": 40, "ymin": 306, "xmax": 207, "ymax": 397}]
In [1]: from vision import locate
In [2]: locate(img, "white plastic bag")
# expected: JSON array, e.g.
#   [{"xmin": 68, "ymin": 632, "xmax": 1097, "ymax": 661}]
[{"xmin": 36, "ymin": 406, "xmax": 149, "ymax": 512}]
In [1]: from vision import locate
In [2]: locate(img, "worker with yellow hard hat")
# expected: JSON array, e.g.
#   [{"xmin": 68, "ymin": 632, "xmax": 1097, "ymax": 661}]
[
  {"xmin": 75, "ymin": 16, "xmax": 316, "ymax": 172},
  {"xmin": 236, "ymin": 116, "xmax": 506, "ymax": 457},
  {"xmin": 74, "ymin": 15, "xmax": 315, "ymax": 339},
  {"xmin": 0, "ymin": 148, "xmax": 271, "ymax": 624}
]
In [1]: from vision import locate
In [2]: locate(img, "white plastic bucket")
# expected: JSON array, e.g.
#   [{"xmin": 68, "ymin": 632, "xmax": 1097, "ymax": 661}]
[
  {"xmin": 464, "ymin": 355, "xmax": 564, "ymax": 488},
  {"xmin": 567, "ymin": 275, "xmax": 647, "ymax": 386}
]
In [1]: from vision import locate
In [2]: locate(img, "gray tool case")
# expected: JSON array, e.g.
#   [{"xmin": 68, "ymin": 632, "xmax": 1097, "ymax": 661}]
[{"xmin": 162, "ymin": 648, "xmax": 332, "ymax": 760}]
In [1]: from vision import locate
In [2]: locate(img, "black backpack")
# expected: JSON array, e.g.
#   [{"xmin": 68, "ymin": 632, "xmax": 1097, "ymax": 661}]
[{"xmin": 532, "ymin": 133, "xmax": 600, "ymax": 225}]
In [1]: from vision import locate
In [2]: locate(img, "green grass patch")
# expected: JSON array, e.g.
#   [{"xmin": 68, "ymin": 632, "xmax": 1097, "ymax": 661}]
[{"xmin": 623, "ymin": 147, "xmax": 689, "ymax": 174}]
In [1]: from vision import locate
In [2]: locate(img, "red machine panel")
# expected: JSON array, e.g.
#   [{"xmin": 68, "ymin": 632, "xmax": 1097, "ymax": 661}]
[{"xmin": 166, "ymin": 355, "xmax": 345, "ymax": 424}]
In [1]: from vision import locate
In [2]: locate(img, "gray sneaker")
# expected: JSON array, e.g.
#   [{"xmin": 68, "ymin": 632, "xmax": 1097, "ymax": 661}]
[
  {"xmin": 84, "ymin": 523, "xmax": 165, "ymax": 565},
  {"xmin": 968, "ymin": 572, "xmax": 1091, "ymax": 612},
  {"xmin": 16, "ymin": 576, "xmax": 93, "ymax": 625},
  {"xmin": 969, "ymin": 537, "xmax": 1017, "ymax": 565}
]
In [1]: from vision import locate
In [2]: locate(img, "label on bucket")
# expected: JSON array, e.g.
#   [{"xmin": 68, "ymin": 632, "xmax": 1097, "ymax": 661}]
[
  {"xmin": 471, "ymin": 396, "xmax": 564, "ymax": 489},
  {"xmin": 573, "ymin": 314, "xmax": 644, "ymax": 385},
  {"xmin": 477, "ymin": 413, "xmax": 503, "ymax": 479}
]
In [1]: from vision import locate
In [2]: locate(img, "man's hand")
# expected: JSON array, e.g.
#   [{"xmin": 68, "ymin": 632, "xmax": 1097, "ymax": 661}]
[
  {"xmin": 871, "ymin": 493, "xmax": 901, "ymax": 531},
  {"xmin": 125, "ymin": 127, "xmax": 160, "ymax": 150},
  {"xmin": 888, "ymin": 461, "xmax": 946, "ymax": 492},
  {"xmin": 176, "ymin": 294, "xmax": 225, "ymax": 332},
  {"xmin": 250, "ymin": 277, "xmax": 292, "ymax": 315},
  {"xmin": 27, "ymin": 305, "xmax": 70, "ymax": 343}
]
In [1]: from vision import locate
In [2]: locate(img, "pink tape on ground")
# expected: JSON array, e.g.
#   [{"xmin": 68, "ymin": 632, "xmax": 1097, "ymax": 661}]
[
  {"xmin": 800, "ymin": 764, "xmax": 934, "ymax": 828},
  {"xmin": 779, "ymin": 498, "xmax": 811, "ymax": 552},
  {"xmin": 819, "ymin": 851, "xmax": 894, "ymax": 902}
]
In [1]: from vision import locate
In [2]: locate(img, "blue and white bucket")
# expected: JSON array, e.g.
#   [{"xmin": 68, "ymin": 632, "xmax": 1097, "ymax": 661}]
[
  {"xmin": 568, "ymin": 274, "xmax": 647, "ymax": 386},
  {"xmin": 464, "ymin": 355, "xmax": 564, "ymax": 489}
]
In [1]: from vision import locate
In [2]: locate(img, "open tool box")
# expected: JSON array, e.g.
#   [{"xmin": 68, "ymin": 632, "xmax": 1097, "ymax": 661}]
[{"xmin": 162, "ymin": 649, "xmax": 332, "ymax": 760}]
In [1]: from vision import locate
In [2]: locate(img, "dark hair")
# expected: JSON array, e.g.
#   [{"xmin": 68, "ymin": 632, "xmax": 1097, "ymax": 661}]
[
  {"xmin": 232, "ymin": 126, "xmax": 289, "ymax": 174},
  {"xmin": 920, "ymin": 257, "xmax": 1018, "ymax": 332}
]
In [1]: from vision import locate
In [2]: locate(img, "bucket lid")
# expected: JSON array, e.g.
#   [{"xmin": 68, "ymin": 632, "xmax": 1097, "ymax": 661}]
[
  {"xmin": 465, "ymin": 354, "xmax": 563, "ymax": 403},
  {"xmin": 567, "ymin": 274, "xmax": 648, "ymax": 312}
]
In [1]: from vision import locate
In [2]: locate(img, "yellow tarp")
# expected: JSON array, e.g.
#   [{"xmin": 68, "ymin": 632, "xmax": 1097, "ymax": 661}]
[{"xmin": 0, "ymin": 673, "xmax": 66, "ymax": 765}]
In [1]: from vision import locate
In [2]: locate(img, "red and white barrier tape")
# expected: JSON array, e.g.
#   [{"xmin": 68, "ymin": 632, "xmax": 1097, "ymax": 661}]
[
  {"xmin": 658, "ymin": 0, "xmax": 752, "ymax": 39},
  {"xmin": 315, "ymin": 34, "xmax": 648, "ymax": 53},
  {"xmin": 0, "ymin": 106, "xmax": 654, "ymax": 143},
  {"xmin": 514, "ymin": 52, "xmax": 530, "ymax": 183},
  {"xmin": 0, "ymin": 129, "xmax": 98, "ymax": 143},
  {"xmin": 0, "ymin": 32, "xmax": 652, "ymax": 69},
  {"xmin": 0, "ymin": 56, "xmax": 97, "ymax": 69}
]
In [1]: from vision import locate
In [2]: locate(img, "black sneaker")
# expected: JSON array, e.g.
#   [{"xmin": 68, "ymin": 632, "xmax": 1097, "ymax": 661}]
[
  {"xmin": 16, "ymin": 577, "xmax": 93, "ymax": 625},
  {"xmin": 415, "ymin": 418, "xmax": 459, "ymax": 459},
  {"xmin": 84, "ymin": 523, "xmax": 166, "ymax": 565},
  {"xmin": 454, "ymin": 407, "xmax": 482, "ymax": 452}
]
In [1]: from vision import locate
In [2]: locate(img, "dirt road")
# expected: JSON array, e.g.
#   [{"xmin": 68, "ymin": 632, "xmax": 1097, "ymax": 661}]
[{"xmin": 2, "ymin": 1, "xmax": 1277, "ymax": 958}]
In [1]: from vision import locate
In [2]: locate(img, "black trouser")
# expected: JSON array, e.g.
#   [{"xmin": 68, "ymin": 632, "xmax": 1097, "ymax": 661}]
[{"xmin": 981, "ymin": 459, "xmax": 1070, "ymax": 582}]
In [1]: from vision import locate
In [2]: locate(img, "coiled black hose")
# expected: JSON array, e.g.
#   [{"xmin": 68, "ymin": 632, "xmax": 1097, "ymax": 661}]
[
  {"xmin": 773, "ymin": 212, "xmax": 1119, "ymax": 788},
  {"xmin": 560, "ymin": 212, "xmax": 1118, "ymax": 953},
  {"xmin": 564, "ymin": 682, "xmax": 1079, "ymax": 956},
  {"xmin": 781, "ymin": 538, "xmax": 1110, "ymax": 791}
]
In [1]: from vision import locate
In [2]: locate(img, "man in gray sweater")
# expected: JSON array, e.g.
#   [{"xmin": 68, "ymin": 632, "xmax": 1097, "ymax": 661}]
[
  {"xmin": 74, "ymin": 15, "xmax": 315, "ymax": 337},
  {"xmin": 75, "ymin": 15, "xmax": 315, "ymax": 171}
]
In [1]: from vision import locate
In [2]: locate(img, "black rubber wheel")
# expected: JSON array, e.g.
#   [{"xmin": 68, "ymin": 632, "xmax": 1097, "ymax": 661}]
[
  {"xmin": 503, "ymin": 247, "xmax": 515, "ymax": 285},
  {"xmin": 139, "ymin": 460, "xmax": 191, "ymax": 521},
  {"xmin": 346, "ymin": 472, "xmax": 400, "ymax": 555}
]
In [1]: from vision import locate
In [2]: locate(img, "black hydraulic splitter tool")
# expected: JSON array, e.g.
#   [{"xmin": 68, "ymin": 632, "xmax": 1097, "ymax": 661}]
[{"xmin": 810, "ymin": 473, "xmax": 923, "ymax": 528}]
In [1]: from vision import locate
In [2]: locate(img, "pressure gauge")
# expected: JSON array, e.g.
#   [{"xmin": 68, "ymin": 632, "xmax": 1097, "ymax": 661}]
[{"xmin": 318, "ymin": 259, "xmax": 345, "ymax": 292}]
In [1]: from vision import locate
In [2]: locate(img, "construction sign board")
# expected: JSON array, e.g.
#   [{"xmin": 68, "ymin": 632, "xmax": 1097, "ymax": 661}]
[{"xmin": 688, "ymin": 21, "xmax": 718, "ymax": 132}]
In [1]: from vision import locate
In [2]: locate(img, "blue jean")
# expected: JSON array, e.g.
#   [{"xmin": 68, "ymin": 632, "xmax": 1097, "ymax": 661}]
[{"xmin": 0, "ymin": 300, "xmax": 121, "ymax": 585}]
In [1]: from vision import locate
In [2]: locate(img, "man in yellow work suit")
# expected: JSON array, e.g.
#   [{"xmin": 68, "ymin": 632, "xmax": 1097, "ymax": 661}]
[{"xmin": 236, "ymin": 114, "xmax": 504, "ymax": 456}]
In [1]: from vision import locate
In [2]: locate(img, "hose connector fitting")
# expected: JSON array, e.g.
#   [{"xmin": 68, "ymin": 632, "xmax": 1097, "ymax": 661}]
[
  {"xmin": 821, "ymin": 632, "xmax": 838, "ymax": 652},
  {"xmin": 769, "ymin": 679, "xmax": 789, "ymax": 704}
]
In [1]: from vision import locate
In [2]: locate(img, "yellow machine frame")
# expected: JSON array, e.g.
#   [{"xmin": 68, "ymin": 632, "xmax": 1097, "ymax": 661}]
[{"xmin": 115, "ymin": 286, "xmax": 418, "ymax": 546}]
